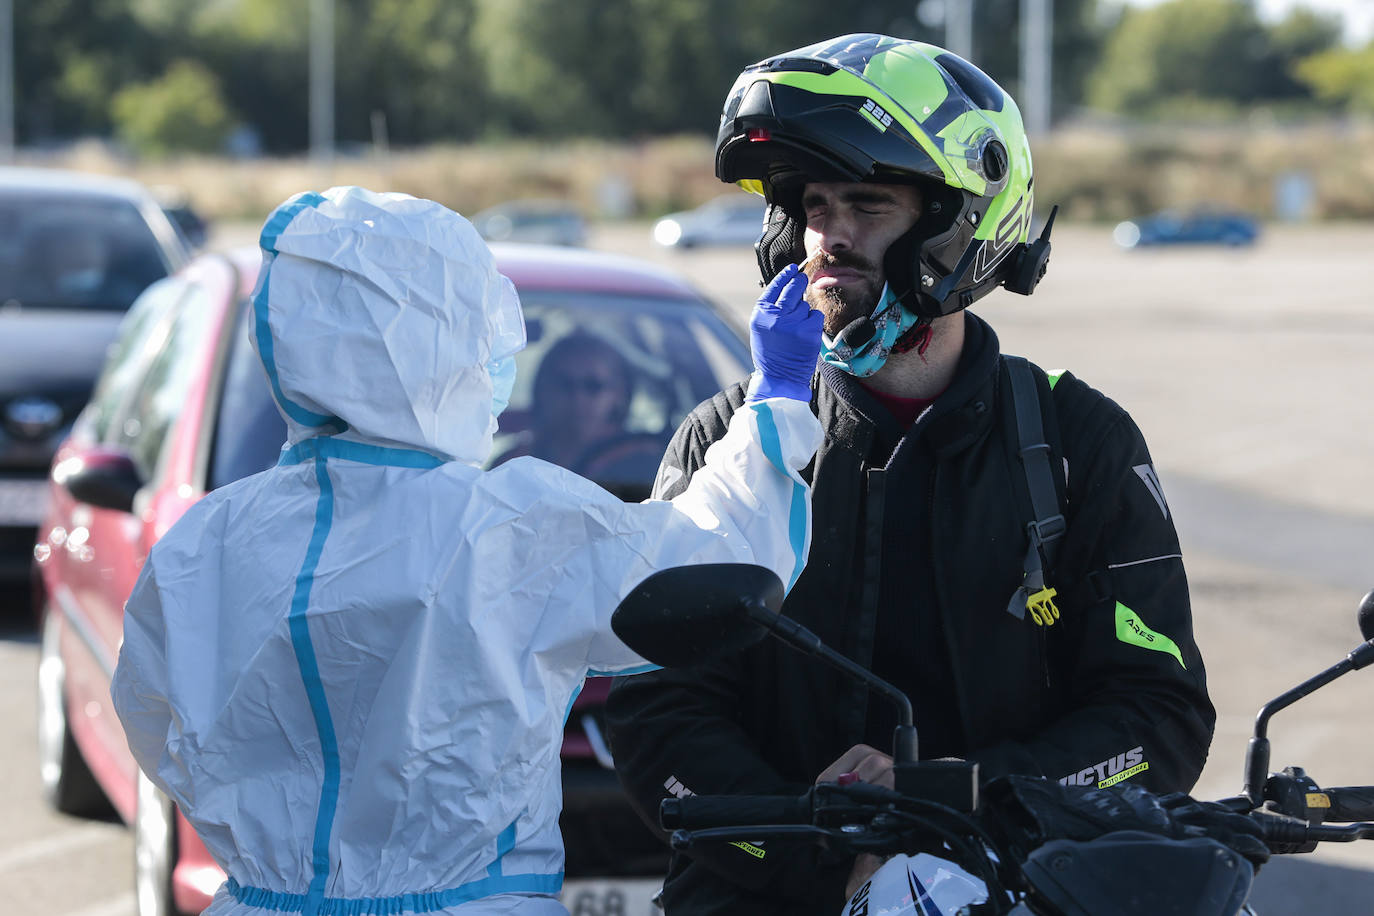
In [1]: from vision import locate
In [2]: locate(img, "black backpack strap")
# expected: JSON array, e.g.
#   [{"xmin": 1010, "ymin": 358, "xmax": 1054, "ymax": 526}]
[{"xmin": 1003, "ymin": 356, "xmax": 1067, "ymax": 626}]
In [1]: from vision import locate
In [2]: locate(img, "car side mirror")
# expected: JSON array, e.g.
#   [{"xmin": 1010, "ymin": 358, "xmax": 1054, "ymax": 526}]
[
  {"xmin": 53, "ymin": 448, "xmax": 144, "ymax": 514},
  {"xmin": 610, "ymin": 563, "xmax": 784, "ymax": 668}
]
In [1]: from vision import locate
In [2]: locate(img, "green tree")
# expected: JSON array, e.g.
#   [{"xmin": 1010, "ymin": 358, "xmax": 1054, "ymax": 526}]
[
  {"xmin": 468, "ymin": 0, "xmax": 1103, "ymax": 139},
  {"xmin": 112, "ymin": 60, "xmax": 236, "ymax": 156},
  {"xmin": 1260, "ymin": 6, "xmax": 1344, "ymax": 100},
  {"xmin": 13, "ymin": 0, "xmax": 164, "ymax": 141},
  {"xmin": 186, "ymin": 0, "xmax": 315, "ymax": 153},
  {"xmin": 337, "ymin": 0, "xmax": 489, "ymax": 143},
  {"xmin": 1089, "ymin": 0, "xmax": 1266, "ymax": 113},
  {"xmin": 1087, "ymin": 0, "xmax": 1338, "ymax": 115},
  {"xmin": 473, "ymin": 0, "xmax": 645, "ymax": 136},
  {"xmin": 1295, "ymin": 43, "xmax": 1374, "ymax": 112},
  {"xmin": 965, "ymin": 0, "xmax": 1106, "ymax": 125}
]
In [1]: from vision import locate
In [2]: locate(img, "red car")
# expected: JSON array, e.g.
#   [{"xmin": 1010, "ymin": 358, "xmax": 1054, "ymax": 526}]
[{"xmin": 34, "ymin": 241, "xmax": 752, "ymax": 916}]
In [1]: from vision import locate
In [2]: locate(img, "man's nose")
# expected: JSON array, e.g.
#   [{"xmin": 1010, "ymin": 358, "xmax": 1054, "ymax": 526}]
[{"xmin": 810, "ymin": 213, "xmax": 854, "ymax": 254}]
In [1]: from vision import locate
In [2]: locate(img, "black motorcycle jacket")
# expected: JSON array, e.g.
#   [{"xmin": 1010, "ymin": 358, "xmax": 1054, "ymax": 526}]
[{"xmin": 604, "ymin": 312, "xmax": 1216, "ymax": 915}]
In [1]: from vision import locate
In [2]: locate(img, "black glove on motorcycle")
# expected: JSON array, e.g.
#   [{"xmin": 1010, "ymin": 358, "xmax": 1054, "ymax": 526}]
[
  {"xmin": 984, "ymin": 776, "xmax": 1273, "ymax": 874},
  {"xmin": 982, "ymin": 775, "xmax": 1176, "ymax": 862},
  {"xmin": 1158, "ymin": 793, "xmax": 1272, "ymax": 869}
]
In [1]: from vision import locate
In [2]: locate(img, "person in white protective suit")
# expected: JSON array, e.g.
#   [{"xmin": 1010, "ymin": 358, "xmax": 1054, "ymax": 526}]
[{"xmin": 110, "ymin": 185, "xmax": 824, "ymax": 916}]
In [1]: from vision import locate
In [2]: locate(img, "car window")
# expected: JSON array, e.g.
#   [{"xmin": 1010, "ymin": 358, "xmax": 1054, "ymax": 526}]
[
  {"xmin": 84, "ymin": 278, "xmax": 188, "ymax": 442},
  {"xmin": 207, "ymin": 302, "xmax": 287, "ymax": 490},
  {"xmin": 488, "ymin": 291, "xmax": 750, "ymax": 499},
  {"xmin": 0, "ymin": 194, "xmax": 171, "ymax": 311},
  {"xmin": 113, "ymin": 283, "xmax": 218, "ymax": 481}
]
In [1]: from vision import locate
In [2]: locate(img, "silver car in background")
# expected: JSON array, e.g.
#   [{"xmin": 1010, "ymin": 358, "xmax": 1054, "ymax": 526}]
[
  {"xmin": 652, "ymin": 193, "xmax": 766, "ymax": 249},
  {"xmin": 0, "ymin": 166, "xmax": 189, "ymax": 589}
]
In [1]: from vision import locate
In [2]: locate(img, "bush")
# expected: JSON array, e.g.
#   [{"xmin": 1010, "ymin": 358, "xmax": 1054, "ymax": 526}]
[{"xmin": 112, "ymin": 61, "xmax": 237, "ymax": 158}]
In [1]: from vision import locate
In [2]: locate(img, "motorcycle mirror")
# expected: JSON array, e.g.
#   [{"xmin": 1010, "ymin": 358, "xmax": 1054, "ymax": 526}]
[
  {"xmin": 610, "ymin": 563, "xmax": 784, "ymax": 668},
  {"xmin": 1244, "ymin": 587, "xmax": 1374, "ymax": 805}
]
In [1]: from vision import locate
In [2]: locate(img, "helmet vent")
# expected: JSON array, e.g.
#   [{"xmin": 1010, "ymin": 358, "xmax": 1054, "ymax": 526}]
[
  {"xmin": 738, "ymin": 80, "xmax": 778, "ymax": 120},
  {"xmin": 982, "ymin": 141, "xmax": 1008, "ymax": 183}
]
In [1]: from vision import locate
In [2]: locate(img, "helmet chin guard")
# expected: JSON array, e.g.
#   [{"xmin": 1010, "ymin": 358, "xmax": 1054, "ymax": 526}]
[{"xmin": 755, "ymin": 201, "xmax": 806, "ymax": 284}]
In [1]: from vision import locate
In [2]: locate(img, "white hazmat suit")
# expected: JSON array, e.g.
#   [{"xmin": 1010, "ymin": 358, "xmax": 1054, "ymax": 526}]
[{"xmin": 111, "ymin": 187, "xmax": 821, "ymax": 916}]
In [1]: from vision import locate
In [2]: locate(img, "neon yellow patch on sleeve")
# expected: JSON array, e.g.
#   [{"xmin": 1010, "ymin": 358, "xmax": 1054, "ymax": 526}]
[
  {"xmin": 1114, "ymin": 602, "xmax": 1185, "ymax": 669},
  {"xmin": 730, "ymin": 840, "xmax": 767, "ymax": 859}
]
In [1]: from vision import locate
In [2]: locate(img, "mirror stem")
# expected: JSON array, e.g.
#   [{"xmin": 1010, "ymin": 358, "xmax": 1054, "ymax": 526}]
[
  {"xmin": 1244, "ymin": 648, "xmax": 1370, "ymax": 805},
  {"xmin": 744, "ymin": 601, "xmax": 916, "ymax": 757}
]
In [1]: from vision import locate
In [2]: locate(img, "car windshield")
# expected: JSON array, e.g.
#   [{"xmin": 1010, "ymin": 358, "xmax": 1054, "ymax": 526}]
[
  {"xmin": 0, "ymin": 194, "xmax": 170, "ymax": 312},
  {"xmin": 208, "ymin": 288, "xmax": 750, "ymax": 502},
  {"xmin": 487, "ymin": 290, "xmax": 751, "ymax": 499}
]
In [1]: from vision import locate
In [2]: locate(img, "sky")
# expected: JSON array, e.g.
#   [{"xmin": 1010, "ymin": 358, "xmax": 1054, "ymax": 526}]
[{"xmin": 1124, "ymin": 0, "xmax": 1374, "ymax": 44}]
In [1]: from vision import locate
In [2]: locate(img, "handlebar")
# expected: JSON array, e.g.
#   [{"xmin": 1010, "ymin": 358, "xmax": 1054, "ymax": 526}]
[
  {"xmin": 660, "ymin": 791, "xmax": 814, "ymax": 830},
  {"xmin": 662, "ymin": 782, "xmax": 1374, "ymax": 859},
  {"xmin": 1324, "ymin": 786, "xmax": 1374, "ymax": 823},
  {"xmin": 1253, "ymin": 810, "xmax": 1374, "ymax": 852}
]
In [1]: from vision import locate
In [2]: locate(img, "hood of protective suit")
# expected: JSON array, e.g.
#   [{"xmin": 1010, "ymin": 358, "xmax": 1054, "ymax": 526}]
[{"xmin": 251, "ymin": 186, "xmax": 525, "ymax": 465}]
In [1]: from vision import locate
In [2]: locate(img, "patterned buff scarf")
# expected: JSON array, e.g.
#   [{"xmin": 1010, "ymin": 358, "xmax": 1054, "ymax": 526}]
[{"xmin": 820, "ymin": 284, "xmax": 932, "ymax": 378}]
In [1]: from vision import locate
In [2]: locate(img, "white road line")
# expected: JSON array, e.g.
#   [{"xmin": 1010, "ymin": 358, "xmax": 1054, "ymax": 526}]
[
  {"xmin": 61, "ymin": 891, "xmax": 136, "ymax": 916},
  {"xmin": 0, "ymin": 824, "xmax": 121, "ymax": 875}
]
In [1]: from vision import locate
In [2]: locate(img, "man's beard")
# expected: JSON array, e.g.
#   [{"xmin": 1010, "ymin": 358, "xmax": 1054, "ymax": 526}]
[{"xmin": 803, "ymin": 251, "xmax": 884, "ymax": 337}]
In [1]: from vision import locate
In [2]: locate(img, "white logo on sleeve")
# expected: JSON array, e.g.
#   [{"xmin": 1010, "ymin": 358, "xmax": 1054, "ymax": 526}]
[
  {"xmin": 655, "ymin": 464, "xmax": 684, "ymax": 495},
  {"xmin": 1133, "ymin": 464, "xmax": 1170, "ymax": 519},
  {"xmin": 1058, "ymin": 746, "xmax": 1149, "ymax": 788}
]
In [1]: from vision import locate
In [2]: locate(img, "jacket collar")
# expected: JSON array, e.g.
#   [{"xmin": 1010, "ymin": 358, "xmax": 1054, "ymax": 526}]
[{"xmin": 817, "ymin": 311, "xmax": 1003, "ymax": 459}]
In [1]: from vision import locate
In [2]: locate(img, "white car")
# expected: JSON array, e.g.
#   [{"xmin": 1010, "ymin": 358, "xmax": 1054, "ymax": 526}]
[{"xmin": 652, "ymin": 193, "xmax": 766, "ymax": 249}]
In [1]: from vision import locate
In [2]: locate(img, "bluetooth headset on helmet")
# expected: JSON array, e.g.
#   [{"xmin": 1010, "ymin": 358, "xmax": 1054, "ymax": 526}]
[{"xmin": 715, "ymin": 34, "xmax": 1055, "ymax": 335}]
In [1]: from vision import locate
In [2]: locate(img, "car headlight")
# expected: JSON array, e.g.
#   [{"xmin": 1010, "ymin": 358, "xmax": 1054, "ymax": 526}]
[
  {"xmin": 1112, "ymin": 221, "xmax": 1142, "ymax": 249},
  {"xmin": 652, "ymin": 219, "xmax": 683, "ymax": 247}
]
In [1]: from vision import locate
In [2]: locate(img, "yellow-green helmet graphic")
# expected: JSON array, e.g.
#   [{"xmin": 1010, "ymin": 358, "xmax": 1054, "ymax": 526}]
[{"xmin": 716, "ymin": 34, "xmax": 1050, "ymax": 319}]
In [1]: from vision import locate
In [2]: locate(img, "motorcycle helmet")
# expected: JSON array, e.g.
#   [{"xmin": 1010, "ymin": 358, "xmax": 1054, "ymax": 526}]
[{"xmin": 716, "ymin": 34, "xmax": 1051, "ymax": 322}]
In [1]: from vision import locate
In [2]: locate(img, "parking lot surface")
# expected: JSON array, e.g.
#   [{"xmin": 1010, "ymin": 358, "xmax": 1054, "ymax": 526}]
[{"xmin": 5, "ymin": 218, "xmax": 1371, "ymax": 911}]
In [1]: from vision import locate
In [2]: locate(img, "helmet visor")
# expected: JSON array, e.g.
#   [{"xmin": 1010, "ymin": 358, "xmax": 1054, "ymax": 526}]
[{"xmin": 717, "ymin": 34, "xmax": 1017, "ymax": 203}]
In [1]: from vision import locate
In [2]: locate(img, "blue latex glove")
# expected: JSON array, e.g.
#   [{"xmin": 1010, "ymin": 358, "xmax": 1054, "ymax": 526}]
[{"xmin": 748, "ymin": 263, "xmax": 822, "ymax": 403}]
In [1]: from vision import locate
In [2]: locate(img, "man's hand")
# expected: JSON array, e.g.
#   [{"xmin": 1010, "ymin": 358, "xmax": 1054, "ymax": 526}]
[
  {"xmin": 748, "ymin": 263, "xmax": 822, "ymax": 403},
  {"xmin": 817, "ymin": 743, "xmax": 895, "ymax": 789},
  {"xmin": 845, "ymin": 853, "xmax": 887, "ymax": 900}
]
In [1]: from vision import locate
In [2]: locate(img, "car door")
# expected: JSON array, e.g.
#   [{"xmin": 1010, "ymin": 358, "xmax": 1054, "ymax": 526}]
[
  {"xmin": 50, "ymin": 268, "xmax": 227, "ymax": 818},
  {"xmin": 42, "ymin": 276, "xmax": 188, "ymax": 811}
]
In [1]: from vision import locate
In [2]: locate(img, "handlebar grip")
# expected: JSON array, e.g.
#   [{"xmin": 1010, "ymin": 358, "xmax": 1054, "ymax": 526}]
[
  {"xmin": 660, "ymin": 793, "xmax": 813, "ymax": 830},
  {"xmin": 1324, "ymin": 786, "xmax": 1374, "ymax": 822},
  {"xmin": 1254, "ymin": 812, "xmax": 1313, "ymax": 853}
]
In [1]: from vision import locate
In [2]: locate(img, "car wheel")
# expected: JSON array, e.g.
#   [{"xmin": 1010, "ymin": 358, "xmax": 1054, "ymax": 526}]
[
  {"xmin": 37, "ymin": 609, "xmax": 112, "ymax": 817},
  {"xmin": 135, "ymin": 768, "xmax": 185, "ymax": 916}
]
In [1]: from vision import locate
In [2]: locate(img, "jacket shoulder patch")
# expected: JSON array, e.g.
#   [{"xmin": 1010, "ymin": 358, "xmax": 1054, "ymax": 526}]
[{"xmin": 1133, "ymin": 463, "xmax": 1170, "ymax": 519}]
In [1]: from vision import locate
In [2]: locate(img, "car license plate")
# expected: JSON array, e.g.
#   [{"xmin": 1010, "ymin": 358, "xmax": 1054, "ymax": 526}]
[
  {"xmin": 560, "ymin": 877, "xmax": 662, "ymax": 916},
  {"xmin": 0, "ymin": 478, "xmax": 50, "ymax": 526}
]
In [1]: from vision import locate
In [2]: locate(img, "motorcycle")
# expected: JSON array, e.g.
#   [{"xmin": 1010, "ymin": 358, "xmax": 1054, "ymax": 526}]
[{"xmin": 609, "ymin": 564, "xmax": 1374, "ymax": 916}]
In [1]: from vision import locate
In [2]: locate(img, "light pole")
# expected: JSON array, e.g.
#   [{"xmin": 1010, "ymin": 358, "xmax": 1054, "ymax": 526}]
[
  {"xmin": 945, "ymin": 0, "xmax": 975, "ymax": 61},
  {"xmin": 309, "ymin": 0, "xmax": 334, "ymax": 167},
  {"xmin": 1020, "ymin": 0, "xmax": 1052, "ymax": 136},
  {"xmin": 1, "ymin": 0, "xmax": 13, "ymax": 161}
]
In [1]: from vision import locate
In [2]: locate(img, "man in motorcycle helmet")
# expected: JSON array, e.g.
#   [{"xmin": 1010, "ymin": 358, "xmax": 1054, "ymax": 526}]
[{"xmin": 606, "ymin": 34, "xmax": 1215, "ymax": 915}]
